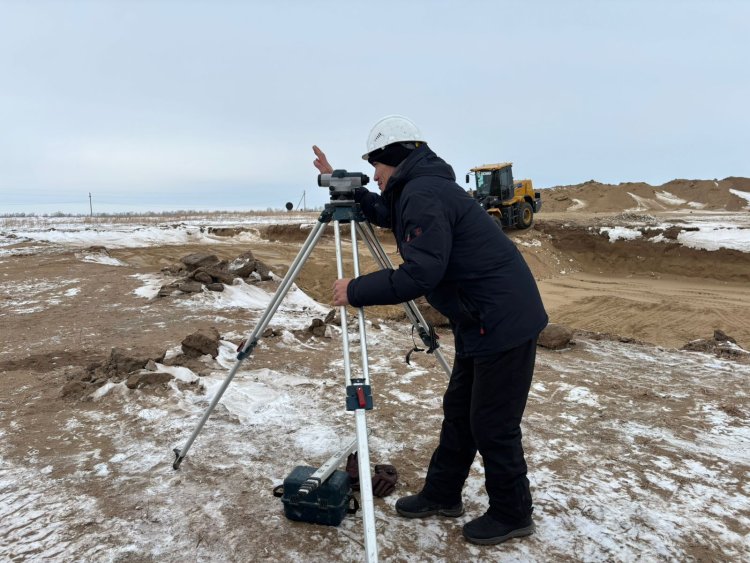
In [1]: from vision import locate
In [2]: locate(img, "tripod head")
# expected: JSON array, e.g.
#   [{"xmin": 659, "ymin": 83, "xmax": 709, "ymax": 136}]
[{"xmin": 318, "ymin": 169, "xmax": 370, "ymax": 201}]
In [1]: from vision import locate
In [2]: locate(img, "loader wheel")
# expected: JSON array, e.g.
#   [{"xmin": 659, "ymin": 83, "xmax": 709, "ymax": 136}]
[
  {"xmin": 491, "ymin": 215, "xmax": 503, "ymax": 229},
  {"xmin": 515, "ymin": 202, "xmax": 534, "ymax": 229}
]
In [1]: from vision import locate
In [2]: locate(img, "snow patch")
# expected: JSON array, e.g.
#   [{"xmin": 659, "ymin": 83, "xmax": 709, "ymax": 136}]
[
  {"xmin": 81, "ymin": 254, "xmax": 127, "ymax": 266},
  {"xmin": 729, "ymin": 189, "xmax": 750, "ymax": 209},
  {"xmin": 677, "ymin": 226, "xmax": 750, "ymax": 252},
  {"xmin": 600, "ymin": 226, "xmax": 642, "ymax": 242},
  {"xmin": 517, "ymin": 238, "xmax": 542, "ymax": 248},
  {"xmin": 655, "ymin": 191, "xmax": 687, "ymax": 206},
  {"xmin": 89, "ymin": 382, "xmax": 130, "ymax": 401},
  {"xmin": 137, "ymin": 408, "xmax": 169, "ymax": 421},
  {"xmin": 565, "ymin": 386, "xmax": 601, "ymax": 407},
  {"xmin": 179, "ymin": 278, "xmax": 328, "ymax": 326},
  {"xmin": 131, "ymin": 274, "xmax": 164, "ymax": 299},
  {"xmin": 154, "ymin": 364, "xmax": 199, "ymax": 383},
  {"xmin": 9, "ymin": 224, "xmax": 223, "ymax": 250},
  {"xmin": 93, "ymin": 463, "xmax": 110, "ymax": 476},
  {"xmin": 0, "ymin": 277, "xmax": 83, "ymax": 314}
]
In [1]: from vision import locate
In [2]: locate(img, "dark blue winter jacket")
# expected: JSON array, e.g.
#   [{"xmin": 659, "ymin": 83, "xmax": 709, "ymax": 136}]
[{"xmin": 347, "ymin": 144, "xmax": 548, "ymax": 357}]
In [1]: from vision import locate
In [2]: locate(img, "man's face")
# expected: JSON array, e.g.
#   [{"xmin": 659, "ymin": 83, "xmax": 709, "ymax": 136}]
[{"xmin": 371, "ymin": 162, "xmax": 396, "ymax": 193}]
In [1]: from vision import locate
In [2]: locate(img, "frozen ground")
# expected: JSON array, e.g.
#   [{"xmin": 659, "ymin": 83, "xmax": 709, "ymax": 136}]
[
  {"xmin": 598, "ymin": 211, "xmax": 750, "ymax": 252},
  {"xmin": 2, "ymin": 209, "xmax": 750, "ymax": 254},
  {"xmin": 1, "ymin": 319, "xmax": 748, "ymax": 561},
  {"xmin": 1, "ymin": 212, "xmax": 749, "ymax": 561}
]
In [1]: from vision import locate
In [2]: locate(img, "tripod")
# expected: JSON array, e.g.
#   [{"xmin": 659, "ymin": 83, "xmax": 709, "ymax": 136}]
[{"xmin": 172, "ymin": 193, "xmax": 452, "ymax": 562}]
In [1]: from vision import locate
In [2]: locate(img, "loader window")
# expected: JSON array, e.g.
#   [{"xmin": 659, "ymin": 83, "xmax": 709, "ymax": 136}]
[
  {"xmin": 494, "ymin": 168, "xmax": 514, "ymax": 199},
  {"xmin": 475, "ymin": 172, "xmax": 493, "ymax": 196}
]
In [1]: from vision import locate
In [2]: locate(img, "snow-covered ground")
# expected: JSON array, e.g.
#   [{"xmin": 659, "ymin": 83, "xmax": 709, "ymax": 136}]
[
  {"xmin": 598, "ymin": 211, "xmax": 750, "ymax": 252},
  {"xmin": 4, "ymin": 211, "xmax": 750, "ymax": 256},
  {"xmin": 2, "ymin": 295, "xmax": 748, "ymax": 561},
  {"xmin": 1, "ymin": 213, "xmax": 749, "ymax": 561},
  {"xmin": 0, "ymin": 213, "xmax": 315, "ymax": 255}
]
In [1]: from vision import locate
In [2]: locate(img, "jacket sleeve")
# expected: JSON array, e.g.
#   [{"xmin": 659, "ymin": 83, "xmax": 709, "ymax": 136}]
[
  {"xmin": 357, "ymin": 190, "xmax": 391, "ymax": 228},
  {"xmin": 347, "ymin": 184, "xmax": 452, "ymax": 306}
]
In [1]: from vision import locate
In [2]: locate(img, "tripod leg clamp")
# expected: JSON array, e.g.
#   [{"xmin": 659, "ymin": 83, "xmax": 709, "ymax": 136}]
[
  {"xmin": 236, "ymin": 338, "xmax": 258, "ymax": 360},
  {"xmin": 417, "ymin": 324, "xmax": 439, "ymax": 352},
  {"xmin": 346, "ymin": 383, "xmax": 373, "ymax": 411}
]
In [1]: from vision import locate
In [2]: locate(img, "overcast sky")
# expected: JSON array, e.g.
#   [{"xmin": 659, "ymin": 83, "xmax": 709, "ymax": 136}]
[{"xmin": 1, "ymin": 0, "xmax": 748, "ymax": 214}]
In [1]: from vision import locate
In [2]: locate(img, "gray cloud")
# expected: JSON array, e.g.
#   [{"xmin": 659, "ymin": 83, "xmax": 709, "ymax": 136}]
[{"xmin": 1, "ymin": 0, "xmax": 748, "ymax": 214}]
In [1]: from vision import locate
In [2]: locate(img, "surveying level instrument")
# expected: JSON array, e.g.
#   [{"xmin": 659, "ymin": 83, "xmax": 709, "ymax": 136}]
[{"xmin": 171, "ymin": 171, "xmax": 452, "ymax": 562}]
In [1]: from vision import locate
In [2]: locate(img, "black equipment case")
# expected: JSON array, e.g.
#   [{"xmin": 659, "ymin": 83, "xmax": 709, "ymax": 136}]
[{"xmin": 274, "ymin": 465, "xmax": 355, "ymax": 526}]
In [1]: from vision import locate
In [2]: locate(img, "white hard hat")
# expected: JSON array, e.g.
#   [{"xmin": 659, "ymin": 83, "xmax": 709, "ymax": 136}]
[{"xmin": 362, "ymin": 115, "xmax": 425, "ymax": 160}]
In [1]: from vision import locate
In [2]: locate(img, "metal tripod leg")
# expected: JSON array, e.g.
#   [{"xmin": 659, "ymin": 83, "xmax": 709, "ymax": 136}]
[
  {"xmin": 355, "ymin": 221, "xmax": 453, "ymax": 378},
  {"xmin": 334, "ymin": 219, "xmax": 378, "ymax": 563},
  {"xmin": 171, "ymin": 203, "xmax": 441, "ymax": 562},
  {"xmin": 172, "ymin": 219, "xmax": 329, "ymax": 469}
]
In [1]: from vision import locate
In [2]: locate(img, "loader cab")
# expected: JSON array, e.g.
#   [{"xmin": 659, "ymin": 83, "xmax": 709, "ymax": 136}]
[
  {"xmin": 465, "ymin": 161, "xmax": 541, "ymax": 229},
  {"xmin": 468, "ymin": 162, "xmax": 515, "ymax": 203}
]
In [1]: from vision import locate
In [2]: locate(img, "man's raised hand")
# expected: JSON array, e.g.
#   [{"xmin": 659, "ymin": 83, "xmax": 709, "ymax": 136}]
[{"xmin": 312, "ymin": 145, "xmax": 334, "ymax": 174}]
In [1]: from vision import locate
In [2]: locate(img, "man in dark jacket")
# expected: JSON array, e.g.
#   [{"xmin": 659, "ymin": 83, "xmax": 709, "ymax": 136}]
[{"xmin": 313, "ymin": 115, "xmax": 548, "ymax": 545}]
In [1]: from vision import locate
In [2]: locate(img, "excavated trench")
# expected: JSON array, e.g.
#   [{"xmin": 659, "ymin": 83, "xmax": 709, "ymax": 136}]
[
  {"xmin": 258, "ymin": 221, "xmax": 750, "ymax": 284},
  {"xmin": 533, "ymin": 221, "xmax": 750, "ymax": 283}
]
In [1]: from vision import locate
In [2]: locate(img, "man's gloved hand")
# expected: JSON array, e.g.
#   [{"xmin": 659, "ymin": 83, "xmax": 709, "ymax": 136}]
[
  {"xmin": 371, "ymin": 464, "xmax": 398, "ymax": 497},
  {"xmin": 346, "ymin": 453, "xmax": 360, "ymax": 491},
  {"xmin": 352, "ymin": 187, "xmax": 369, "ymax": 203}
]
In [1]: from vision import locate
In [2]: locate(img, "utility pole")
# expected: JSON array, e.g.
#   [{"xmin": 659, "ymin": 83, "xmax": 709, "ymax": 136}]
[
  {"xmin": 296, "ymin": 190, "xmax": 306, "ymax": 212},
  {"xmin": 89, "ymin": 193, "xmax": 93, "ymax": 216}
]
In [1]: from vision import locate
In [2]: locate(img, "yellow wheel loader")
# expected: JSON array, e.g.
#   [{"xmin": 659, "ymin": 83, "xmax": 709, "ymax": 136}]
[{"xmin": 465, "ymin": 162, "xmax": 541, "ymax": 229}]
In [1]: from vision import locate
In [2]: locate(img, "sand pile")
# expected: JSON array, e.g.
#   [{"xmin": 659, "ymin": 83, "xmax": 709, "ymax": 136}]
[{"xmin": 542, "ymin": 176, "xmax": 750, "ymax": 213}]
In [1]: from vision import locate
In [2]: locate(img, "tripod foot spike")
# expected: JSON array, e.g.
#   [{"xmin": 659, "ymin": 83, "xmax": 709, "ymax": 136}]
[{"xmin": 173, "ymin": 448, "xmax": 184, "ymax": 470}]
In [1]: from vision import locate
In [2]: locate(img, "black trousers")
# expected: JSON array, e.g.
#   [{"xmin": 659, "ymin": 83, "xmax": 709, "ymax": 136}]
[{"xmin": 421, "ymin": 338, "xmax": 536, "ymax": 524}]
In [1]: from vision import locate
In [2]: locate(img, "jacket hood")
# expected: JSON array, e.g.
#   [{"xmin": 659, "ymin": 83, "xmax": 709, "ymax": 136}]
[{"xmin": 383, "ymin": 144, "xmax": 456, "ymax": 200}]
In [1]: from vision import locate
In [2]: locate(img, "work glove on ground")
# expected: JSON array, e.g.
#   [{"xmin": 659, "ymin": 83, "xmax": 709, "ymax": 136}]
[
  {"xmin": 372, "ymin": 464, "xmax": 399, "ymax": 498},
  {"xmin": 346, "ymin": 454, "xmax": 399, "ymax": 497}
]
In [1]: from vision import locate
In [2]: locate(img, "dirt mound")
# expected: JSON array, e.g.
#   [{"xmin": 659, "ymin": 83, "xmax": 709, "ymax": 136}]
[
  {"xmin": 0, "ymin": 349, "xmax": 105, "ymax": 373},
  {"xmin": 681, "ymin": 329, "xmax": 750, "ymax": 361},
  {"xmin": 542, "ymin": 176, "xmax": 750, "ymax": 213},
  {"xmin": 207, "ymin": 227, "xmax": 252, "ymax": 237},
  {"xmin": 535, "ymin": 221, "xmax": 750, "ymax": 282},
  {"xmin": 258, "ymin": 223, "xmax": 393, "ymax": 244},
  {"xmin": 724, "ymin": 176, "xmax": 750, "ymax": 191},
  {"xmin": 260, "ymin": 223, "xmax": 326, "ymax": 243}
]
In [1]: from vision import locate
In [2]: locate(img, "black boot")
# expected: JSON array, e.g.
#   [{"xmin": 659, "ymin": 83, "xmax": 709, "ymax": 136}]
[
  {"xmin": 395, "ymin": 493, "xmax": 464, "ymax": 518},
  {"xmin": 462, "ymin": 513, "xmax": 535, "ymax": 545}
]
